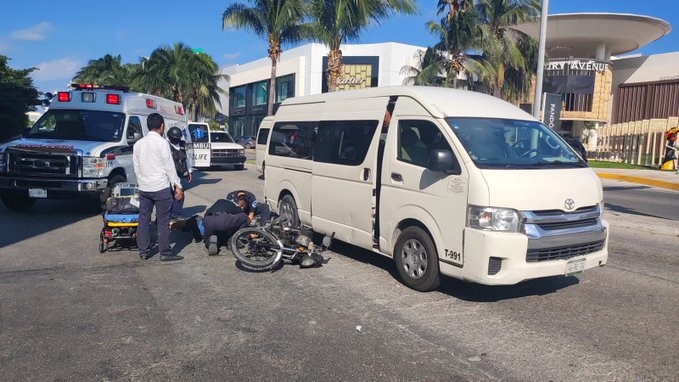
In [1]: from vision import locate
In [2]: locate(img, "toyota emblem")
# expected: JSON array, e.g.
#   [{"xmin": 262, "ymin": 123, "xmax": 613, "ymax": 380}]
[{"xmin": 564, "ymin": 198, "xmax": 575, "ymax": 211}]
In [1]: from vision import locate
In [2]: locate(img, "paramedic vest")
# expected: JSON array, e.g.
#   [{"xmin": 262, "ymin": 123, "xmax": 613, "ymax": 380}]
[{"xmin": 170, "ymin": 142, "xmax": 188, "ymax": 177}]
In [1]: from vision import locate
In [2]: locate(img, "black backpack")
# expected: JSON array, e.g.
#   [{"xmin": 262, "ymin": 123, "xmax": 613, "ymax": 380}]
[{"xmin": 170, "ymin": 142, "xmax": 188, "ymax": 177}]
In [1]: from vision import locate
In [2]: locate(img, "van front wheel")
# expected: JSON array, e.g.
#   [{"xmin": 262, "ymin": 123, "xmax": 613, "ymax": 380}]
[
  {"xmin": 278, "ymin": 195, "xmax": 299, "ymax": 227},
  {"xmin": 394, "ymin": 227, "xmax": 440, "ymax": 292}
]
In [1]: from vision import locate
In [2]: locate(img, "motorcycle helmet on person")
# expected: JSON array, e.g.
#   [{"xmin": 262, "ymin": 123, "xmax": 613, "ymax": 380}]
[{"xmin": 167, "ymin": 126, "xmax": 183, "ymax": 144}]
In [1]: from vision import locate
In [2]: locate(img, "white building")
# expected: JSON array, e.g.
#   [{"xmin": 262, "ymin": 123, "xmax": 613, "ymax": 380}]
[{"xmin": 217, "ymin": 42, "xmax": 424, "ymax": 137}]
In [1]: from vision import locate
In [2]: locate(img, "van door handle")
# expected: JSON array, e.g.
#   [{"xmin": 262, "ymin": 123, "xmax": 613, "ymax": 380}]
[
  {"xmin": 391, "ymin": 172, "xmax": 403, "ymax": 182},
  {"xmin": 363, "ymin": 168, "xmax": 370, "ymax": 181}
]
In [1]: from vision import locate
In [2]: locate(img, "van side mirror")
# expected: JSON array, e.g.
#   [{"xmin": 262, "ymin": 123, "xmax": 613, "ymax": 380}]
[
  {"xmin": 428, "ymin": 149, "xmax": 461, "ymax": 175},
  {"xmin": 127, "ymin": 132, "xmax": 142, "ymax": 145}
]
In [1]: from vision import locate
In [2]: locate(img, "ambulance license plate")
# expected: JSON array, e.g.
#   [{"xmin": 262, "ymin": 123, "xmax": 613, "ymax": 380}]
[
  {"xmin": 29, "ymin": 188, "xmax": 47, "ymax": 198},
  {"xmin": 565, "ymin": 258, "xmax": 585, "ymax": 276}
]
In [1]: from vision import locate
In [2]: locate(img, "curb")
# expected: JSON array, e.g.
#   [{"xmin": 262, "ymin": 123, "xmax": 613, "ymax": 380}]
[{"xmin": 597, "ymin": 173, "xmax": 679, "ymax": 192}]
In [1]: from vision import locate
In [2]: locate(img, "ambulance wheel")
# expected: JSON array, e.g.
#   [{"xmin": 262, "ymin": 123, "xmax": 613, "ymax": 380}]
[
  {"xmin": 394, "ymin": 226, "xmax": 440, "ymax": 292},
  {"xmin": 0, "ymin": 192, "xmax": 36, "ymax": 211}
]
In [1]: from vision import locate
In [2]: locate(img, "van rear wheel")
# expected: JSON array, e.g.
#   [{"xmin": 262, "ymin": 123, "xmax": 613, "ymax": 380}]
[
  {"xmin": 394, "ymin": 226, "xmax": 440, "ymax": 292},
  {"xmin": 278, "ymin": 195, "xmax": 299, "ymax": 227}
]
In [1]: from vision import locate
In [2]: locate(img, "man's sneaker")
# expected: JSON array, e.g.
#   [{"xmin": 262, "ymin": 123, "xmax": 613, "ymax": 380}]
[
  {"xmin": 207, "ymin": 235, "xmax": 219, "ymax": 256},
  {"xmin": 160, "ymin": 254, "xmax": 184, "ymax": 261}
]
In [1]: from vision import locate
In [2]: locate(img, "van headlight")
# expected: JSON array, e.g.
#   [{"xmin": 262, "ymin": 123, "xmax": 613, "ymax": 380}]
[
  {"xmin": 467, "ymin": 205, "xmax": 520, "ymax": 232},
  {"xmin": 82, "ymin": 157, "xmax": 106, "ymax": 177}
]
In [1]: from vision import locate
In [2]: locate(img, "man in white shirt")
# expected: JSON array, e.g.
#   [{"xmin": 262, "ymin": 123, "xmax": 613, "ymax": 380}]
[{"xmin": 133, "ymin": 113, "xmax": 184, "ymax": 261}]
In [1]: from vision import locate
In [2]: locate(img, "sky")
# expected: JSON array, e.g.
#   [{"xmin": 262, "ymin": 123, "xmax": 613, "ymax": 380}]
[{"xmin": 1, "ymin": 0, "xmax": 677, "ymax": 94}]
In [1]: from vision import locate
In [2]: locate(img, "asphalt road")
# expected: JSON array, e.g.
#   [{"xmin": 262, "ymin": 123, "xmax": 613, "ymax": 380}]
[{"xmin": 0, "ymin": 164, "xmax": 677, "ymax": 381}]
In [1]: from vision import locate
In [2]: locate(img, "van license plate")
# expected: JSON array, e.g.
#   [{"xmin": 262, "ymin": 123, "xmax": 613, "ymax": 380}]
[
  {"xmin": 565, "ymin": 258, "xmax": 585, "ymax": 276},
  {"xmin": 29, "ymin": 188, "xmax": 47, "ymax": 198}
]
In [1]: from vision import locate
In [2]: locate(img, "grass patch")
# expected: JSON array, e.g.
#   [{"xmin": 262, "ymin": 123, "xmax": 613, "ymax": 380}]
[{"xmin": 588, "ymin": 160, "xmax": 654, "ymax": 170}]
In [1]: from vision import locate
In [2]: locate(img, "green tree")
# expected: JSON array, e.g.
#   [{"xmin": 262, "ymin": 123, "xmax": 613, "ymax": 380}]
[
  {"xmin": 473, "ymin": 0, "xmax": 539, "ymax": 100},
  {"xmin": 72, "ymin": 54, "xmax": 140, "ymax": 88},
  {"xmin": 137, "ymin": 43, "xmax": 228, "ymax": 121},
  {"xmin": 0, "ymin": 55, "xmax": 40, "ymax": 142},
  {"xmin": 400, "ymin": 48, "xmax": 446, "ymax": 86},
  {"xmin": 222, "ymin": 0, "xmax": 308, "ymax": 115},
  {"xmin": 308, "ymin": 0, "xmax": 418, "ymax": 92}
]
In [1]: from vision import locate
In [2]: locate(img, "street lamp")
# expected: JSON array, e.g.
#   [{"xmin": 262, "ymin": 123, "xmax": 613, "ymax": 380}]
[{"xmin": 533, "ymin": 0, "xmax": 549, "ymax": 119}]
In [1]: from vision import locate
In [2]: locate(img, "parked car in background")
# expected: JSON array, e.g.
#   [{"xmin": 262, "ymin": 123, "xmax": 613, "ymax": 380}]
[{"xmin": 234, "ymin": 135, "xmax": 256, "ymax": 149}]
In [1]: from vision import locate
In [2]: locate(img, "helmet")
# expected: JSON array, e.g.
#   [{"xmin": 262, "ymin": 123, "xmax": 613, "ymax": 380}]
[{"xmin": 167, "ymin": 126, "xmax": 183, "ymax": 140}]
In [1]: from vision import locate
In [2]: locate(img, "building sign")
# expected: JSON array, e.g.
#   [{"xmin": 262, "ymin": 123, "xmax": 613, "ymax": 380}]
[
  {"xmin": 336, "ymin": 64, "xmax": 372, "ymax": 90},
  {"xmin": 545, "ymin": 59, "xmax": 610, "ymax": 73},
  {"xmin": 542, "ymin": 93, "xmax": 562, "ymax": 131},
  {"xmin": 542, "ymin": 58, "xmax": 610, "ymax": 97},
  {"xmin": 322, "ymin": 56, "xmax": 379, "ymax": 93}
]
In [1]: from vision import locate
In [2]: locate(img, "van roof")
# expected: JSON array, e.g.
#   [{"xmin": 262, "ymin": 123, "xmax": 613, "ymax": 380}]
[{"xmin": 279, "ymin": 86, "xmax": 535, "ymax": 121}]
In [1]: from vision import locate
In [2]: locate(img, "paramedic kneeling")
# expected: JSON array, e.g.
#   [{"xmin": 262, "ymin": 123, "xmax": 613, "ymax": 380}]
[{"xmin": 133, "ymin": 113, "xmax": 184, "ymax": 262}]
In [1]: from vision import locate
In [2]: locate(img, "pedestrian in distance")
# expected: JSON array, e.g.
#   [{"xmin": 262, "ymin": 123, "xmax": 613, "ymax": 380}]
[
  {"xmin": 166, "ymin": 126, "xmax": 193, "ymax": 228},
  {"xmin": 133, "ymin": 113, "xmax": 184, "ymax": 262}
]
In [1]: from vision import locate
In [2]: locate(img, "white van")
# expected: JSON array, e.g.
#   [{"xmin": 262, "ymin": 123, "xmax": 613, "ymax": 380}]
[
  {"xmin": 0, "ymin": 84, "xmax": 187, "ymax": 210},
  {"xmin": 255, "ymin": 117, "xmax": 272, "ymax": 175},
  {"xmin": 263, "ymin": 86, "xmax": 608, "ymax": 291},
  {"xmin": 186, "ymin": 122, "xmax": 246, "ymax": 170}
]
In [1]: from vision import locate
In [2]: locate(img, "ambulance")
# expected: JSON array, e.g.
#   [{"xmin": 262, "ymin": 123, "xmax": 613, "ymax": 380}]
[
  {"xmin": 0, "ymin": 84, "xmax": 188, "ymax": 210},
  {"xmin": 186, "ymin": 122, "xmax": 246, "ymax": 170}
]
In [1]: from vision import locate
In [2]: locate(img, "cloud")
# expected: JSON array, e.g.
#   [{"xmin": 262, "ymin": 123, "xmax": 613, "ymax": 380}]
[
  {"xmin": 30, "ymin": 58, "xmax": 82, "ymax": 81},
  {"xmin": 223, "ymin": 52, "xmax": 241, "ymax": 61},
  {"xmin": 10, "ymin": 22, "xmax": 54, "ymax": 41}
]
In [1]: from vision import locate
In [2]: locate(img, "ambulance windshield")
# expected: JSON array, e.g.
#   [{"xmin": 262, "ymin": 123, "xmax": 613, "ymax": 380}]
[{"xmin": 25, "ymin": 110, "xmax": 126, "ymax": 142}]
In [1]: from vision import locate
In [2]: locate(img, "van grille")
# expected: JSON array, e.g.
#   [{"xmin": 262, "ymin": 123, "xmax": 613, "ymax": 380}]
[
  {"xmin": 526, "ymin": 240, "xmax": 605, "ymax": 262},
  {"xmin": 6, "ymin": 149, "xmax": 78, "ymax": 178},
  {"xmin": 523, "ymin": 205, "xmax": 606, "ymax": 263}
]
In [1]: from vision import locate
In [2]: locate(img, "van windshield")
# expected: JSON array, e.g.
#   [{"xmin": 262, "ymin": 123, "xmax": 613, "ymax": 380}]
[
  {"xmin": 25, "ymin": 109, "xmax": 125, "ymax": 142},
  {"xmin": 446, "ymin": 117, "xmax": 587, "ymax": 169}
]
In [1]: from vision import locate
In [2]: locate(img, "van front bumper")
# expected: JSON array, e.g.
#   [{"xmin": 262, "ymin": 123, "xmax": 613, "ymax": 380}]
[
  {"xmin": 439, "ymin": 222, "xmax": 609, "ymax": 286},
  {"xmin": 210, "ymin": 155, "xmax": 246, "ymax": 165}
]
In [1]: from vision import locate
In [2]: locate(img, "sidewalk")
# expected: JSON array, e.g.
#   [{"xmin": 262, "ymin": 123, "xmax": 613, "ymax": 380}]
[{"xmin": 594, "ymin": 167, "xmax": 679, "ymax": 191}]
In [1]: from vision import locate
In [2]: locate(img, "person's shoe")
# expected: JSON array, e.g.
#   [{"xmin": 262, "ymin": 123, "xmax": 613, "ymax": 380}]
[
  {"xmin": 139, "ymin": 254, "xmax": 151, "ymax": 260},
  {"xmin": 160, "ymin": 254, "xmax": 184, "ymax": 261},
  {"xmin": 169, "ymin": 217, "xmax": 187, "ymax": 231},
  {"xmin": 207, "ymin": 235, "xmax": 219, "ymax": 256}
]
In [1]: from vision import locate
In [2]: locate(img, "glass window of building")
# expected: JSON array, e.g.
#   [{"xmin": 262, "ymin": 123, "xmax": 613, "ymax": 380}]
[
  {"xmin": 233, "ymin": 86, "xmax": 246, "ymax": 108},
  {"xmin": 253, "ymin": 81, "xmax": 268, "ymax": 106},
  {"xmin": 276, "ymin": 75, "xmax": 294, "ymax": 103}
]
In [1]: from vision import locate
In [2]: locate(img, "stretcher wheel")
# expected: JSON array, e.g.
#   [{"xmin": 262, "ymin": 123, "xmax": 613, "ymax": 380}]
[{"xmin": 99, "ymin": 231, "xmax": 107, "ymax": 253}]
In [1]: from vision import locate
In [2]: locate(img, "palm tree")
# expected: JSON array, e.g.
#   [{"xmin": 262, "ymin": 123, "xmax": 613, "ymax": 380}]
[
  {"xmin": 473, "ymin": 0, "xmax": 539, "ymax": 100},
  {"xmin": 307, "ymin": 0, "xmax": 418, "ymax": 92},
  {"xmin": 72, "ymin": 54, "xmax": 139, "ymax": 87},
  {"xmin": 222, "ymin": 0, "xmax": 307, "ymax": 116},
  {"xmin": 400, "ymin": 48, "xmax": 447, "ymax": 86},
  {"xmin": 137, "ymin": 43, "xmax": 228, "ymax": 121}
]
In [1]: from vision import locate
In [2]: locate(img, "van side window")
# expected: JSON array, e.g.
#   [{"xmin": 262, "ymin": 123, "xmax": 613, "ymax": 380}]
[
  {"xmin": 314, "ymin": 120, "xmax": 378, "ymax": 166},
  {"xmin": 398, "ymin": 120, "xmax": 451, "ymax": 167},
  {"xmin": 187, "ymin": 123, "xmax": 210, "ymax": 143},
  {"xmin": 126, "ymin": 116, "xmax": 142, "ymax": 139},
  {"xmin": 256, "ymin": 128, "xmax": 270, "ymax": 145},
  {"xmin": 270, "ymin": 122, "xmax": 315, "ymax": 159}
]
